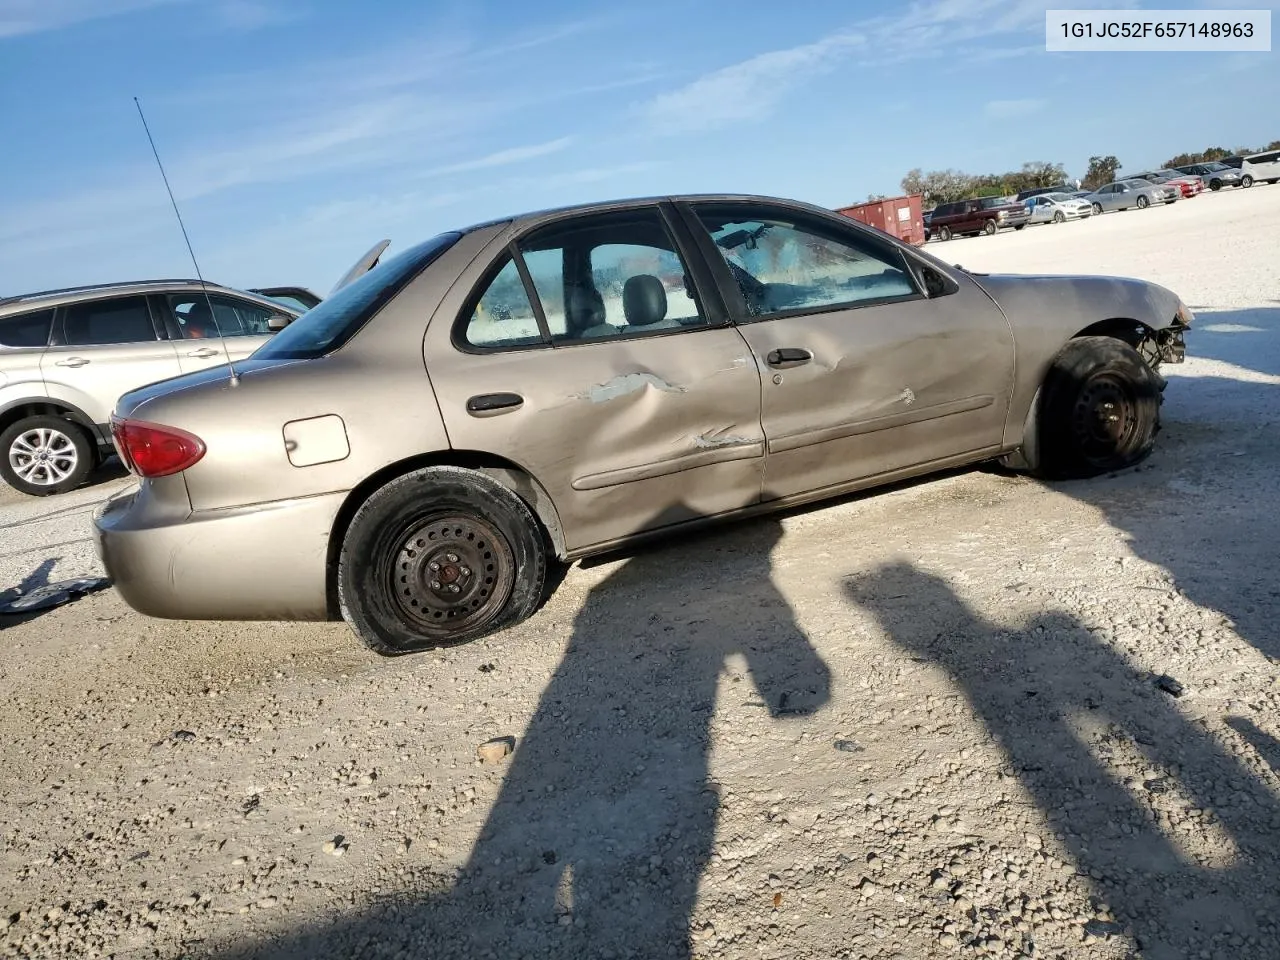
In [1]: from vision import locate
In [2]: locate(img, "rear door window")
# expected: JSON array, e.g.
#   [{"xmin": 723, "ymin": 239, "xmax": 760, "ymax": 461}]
[
  {"xmin": 61, "ymin": 297, "xmax": 157, "ymax": 346},
  {"xmin": 0, "ymin": 308, "xmax": 55, "ymax": 348}
]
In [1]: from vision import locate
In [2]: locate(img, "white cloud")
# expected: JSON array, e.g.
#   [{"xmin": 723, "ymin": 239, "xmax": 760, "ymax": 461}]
[
  {"xmin": 643, "ymin": 32, "xmax": 866, "ymax": 132},
  {"xmin": 0, "ymin": 0, "xmax": 184, "ymax": 38},
  {"xmin": 641, "ymin": 0, "xmax": 1060, "ymax": 131},
  {"xmin": 984, "ymin": 97, "xmax": 1044, "ymax": 118},
  {"xmin": 427, "ymin": 137, "xmax": 576, "ymax": 176}
]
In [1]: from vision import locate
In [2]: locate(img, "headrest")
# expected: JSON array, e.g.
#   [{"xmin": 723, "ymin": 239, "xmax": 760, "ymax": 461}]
[{"xmin": 623, "ymin": 275, "xmax": 667, "ymax": 327}]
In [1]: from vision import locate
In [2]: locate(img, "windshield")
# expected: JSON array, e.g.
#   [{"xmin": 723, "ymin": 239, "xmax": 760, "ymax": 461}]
[
  {"xmin": 253, "ymin": 232, "xmax": 462, "ymax": 361},
  {"xmin": 1203, "ymin": 162, "xmax": 1229, "ymax": 172}
]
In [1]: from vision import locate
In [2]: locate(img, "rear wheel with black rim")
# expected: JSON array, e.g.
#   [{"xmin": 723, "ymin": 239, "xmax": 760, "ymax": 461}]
[
  {"xmin": 337, "ymin": 466, "xmax": 551, "ymax": 654},
  {"xmin": 1210, "ymin": 179, "xmax": 1222, "ymax": 191},
  {"xmin": 1035, "ymin": 336, "xmax": 1162, "ymax": 480}
]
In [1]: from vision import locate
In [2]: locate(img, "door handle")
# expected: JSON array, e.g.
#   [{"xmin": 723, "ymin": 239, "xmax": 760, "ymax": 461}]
[
  {"xmin": 186, "ymin": 347, "xmax": 220, "ymax": 358},
  {"xmin": 55, "ymin": 357, "xmax": 89, "ymax": 368},
  {"xmin": 466, "ymin": 392, "xmax": 524, "ymax": 417},
  {"xmin": 765, "ymin": 348, "xmax": 813, "ymax": 369}
]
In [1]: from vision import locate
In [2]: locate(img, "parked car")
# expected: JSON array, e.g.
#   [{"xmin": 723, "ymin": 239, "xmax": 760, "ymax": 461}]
[
  {"xmin": 93, "ymin": 192, "xmax": 1192, "ymax": 654},
  {"xmin": 928, "ymin": 196, "xmax": 1031, "ymax": 240},
  {"xmin": 1217, "ymin": 151, "xmax": 1280, "ymax": 185},
  {"xmin": 1173, "ymin": 161, "xmax": 1246, "ymax": 191},
  {"xmin": 1084, "ymin": 179, "xmax": 1177, "ymax": 215},
  {"xmin": 1128, "ymin": 170, "xmax": 1204, "ymax": 198},
  {"xmin": 247, "ymin": 241, "xmax": 391, "ymax": 313},
  {"xmin": 1015, "ymin": 184, "xmax": 1079, "ymax": 202},
  {"xmin": 1023, "ymin": 192, "xmax": 1094, "ymax": 224},
  {"xmin": 0, "ymin": 280, "xmax": 302, "ymax": 495}
]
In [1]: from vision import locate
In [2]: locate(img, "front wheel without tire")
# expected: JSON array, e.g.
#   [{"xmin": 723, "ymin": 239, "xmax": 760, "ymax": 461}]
[
  {"xmin": 0, "ymin": 415, "xmax": 94, "ymax": 496},
  {"xmin": 337, "ymin": 467, "xmax": 551, "ymax": 654},
  {"xmin": 1035, "ymin": 336, "xmax": 1162, "ymax": 480}
]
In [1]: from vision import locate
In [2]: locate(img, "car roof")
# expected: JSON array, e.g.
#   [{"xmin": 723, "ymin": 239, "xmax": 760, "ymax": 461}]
[{"xmin": 0, "ymin": 279, "xmax": 301, "ymax": 317}]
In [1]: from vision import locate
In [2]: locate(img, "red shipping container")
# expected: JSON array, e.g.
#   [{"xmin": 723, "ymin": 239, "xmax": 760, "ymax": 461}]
[{"xmin": 834, "ymin": 194, "xmax": 926, "ymax": 246}]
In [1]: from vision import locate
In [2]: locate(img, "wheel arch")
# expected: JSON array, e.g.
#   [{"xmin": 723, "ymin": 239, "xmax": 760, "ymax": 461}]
[
  {"xmin": 1001, "ymin": 319, "xmax": 1160, "ymax": 472},
  {"xmin": 0, "ymin": 398, "xmax": 102, "ymax": 445},
  {"xmin": 324, "ymin": 450, "xmax": 566, "ymax": 619}
]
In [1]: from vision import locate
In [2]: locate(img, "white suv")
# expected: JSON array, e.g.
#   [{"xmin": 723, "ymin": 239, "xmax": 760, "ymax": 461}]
[{"xmin": 0, "ymin": 280, "xmax": 299, "ymax": 496}]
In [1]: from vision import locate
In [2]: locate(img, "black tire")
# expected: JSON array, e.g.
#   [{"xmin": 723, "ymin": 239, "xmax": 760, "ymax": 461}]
[
  {"xmin": 1136, "ymin": 195, "xmax": 1150, "ymax": 209},
  {"xmin": 983, "ymin": 219, "xmax": 998, "ymax": 236},
  {"xmin": 1014, "ymin": 223, "xmax": 1027, "ymax": 230},
  {"xmin": 1210, "ymin": 179, "xmax": 1222, "ymax": 191},
  {"xmin": 1035, "ymin": 336, "xmax": 1162, "ymax": 480},
  {"xmin": 1052, "ymin": 210, "xmax": 1065, "ymax": 224},
  {"xmin": 1241, "ymin": 175, "xmax": 1253, "ymax": 188},
  {"xmin": 337, "ymin": 466, "xmax": 550, "ymax": 654},
  {"xmin": 0, "ymin": 415, "xmax": 94, "ymax": 497},
  {"xmin": 938, "ymin": 225, "xmax": 953, "ymax": 241},
  {"xmin": 1092, "ymin": 202, "xmax": 1103, "ymax": 216}
]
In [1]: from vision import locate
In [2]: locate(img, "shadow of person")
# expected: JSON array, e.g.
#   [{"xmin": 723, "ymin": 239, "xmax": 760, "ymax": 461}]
[
  {"xmin": 214, "ymin": 509, "xmax": 830, "ymax": 960},
  {"xmin": 0, "ymin": 557, "xmax": 57, "ymax": 631},
  {"xmin": 845, "ymin": 562, "xmax": 1280, "ymax": 960},
  {"xmin": 1057, "ymin": 305, "xmax": 1280, "ymax": 662}
]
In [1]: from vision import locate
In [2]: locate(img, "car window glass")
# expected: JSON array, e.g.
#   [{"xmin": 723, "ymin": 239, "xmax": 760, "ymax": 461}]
[
  {"xmin": 517, "ymin": 209, "xmax": 706, "ymax": 344},
  {"xmin": 461, "ymin": 256, "xmax": 543, "ymax": 348},
  {"xmin": 694, "ymin": 208, "xmax": 918, "ymax": 319},
  {"xmin": 519, "ymin": 248, "xmax": 568, "ymax": 337},
  {"xmin": 168, "ymin": 294, "xmax": 275, "ymax": 339},
  {"xmin": 0, "ymin": 308, "xmax": 54, "ymax": 348},
  {"xmin": 62, "ymin": 297, "xmax": 155, "ymax": 346}
]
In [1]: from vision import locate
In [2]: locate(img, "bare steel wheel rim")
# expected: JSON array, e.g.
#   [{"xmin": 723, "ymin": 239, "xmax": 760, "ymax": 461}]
[
  {"xmin": 391, "ymin": 513, "xmax": 515, "ymax": 636},
  {"xmin": 8, "ymin": 427, "xmax": 78, "ymax": 486},
  {"xmin": 1071, "ymin": 373, "xmax": 1141, "ymax": 466}
]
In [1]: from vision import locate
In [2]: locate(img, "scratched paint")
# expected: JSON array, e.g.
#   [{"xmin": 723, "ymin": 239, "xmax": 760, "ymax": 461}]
[
  {"xmin": 693, "ymin": 428, "xmax": 756, "ymax": 449},
  {"xmin": 574, "ymin": 372, "xmax": 687, "ymax": 403}
]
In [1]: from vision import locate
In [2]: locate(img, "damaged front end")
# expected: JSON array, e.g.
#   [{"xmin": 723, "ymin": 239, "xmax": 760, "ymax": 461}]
[{"xmin": 1139, "ymin": 302, "xmax": 1192, "ymax": 370}]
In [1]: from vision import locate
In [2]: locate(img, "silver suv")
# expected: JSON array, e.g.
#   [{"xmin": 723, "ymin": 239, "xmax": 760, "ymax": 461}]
[{"xmin": 0, "ymin": 280, "xmax": 299, "ymax": 496}]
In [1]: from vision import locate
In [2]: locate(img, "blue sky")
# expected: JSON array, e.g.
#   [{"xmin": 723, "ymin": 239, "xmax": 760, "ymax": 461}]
[{"xmin": 1, "ymin": 0, "xmax": 1276, "ymax": 295}]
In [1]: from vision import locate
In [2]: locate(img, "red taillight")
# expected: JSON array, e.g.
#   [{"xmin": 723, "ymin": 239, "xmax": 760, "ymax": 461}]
[{"xmin": 110, "ymin": 417, "xmax": 205, "ymax": 478}]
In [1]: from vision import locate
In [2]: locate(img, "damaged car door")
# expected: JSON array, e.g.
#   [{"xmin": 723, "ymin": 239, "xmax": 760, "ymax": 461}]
[
  {"xmin": 680, "ymin": 201, "xmax": 1016, "ymax": 501},
  {"xmin": 425, "ymin": 203, "xmax": 766, "ymax": 554}
]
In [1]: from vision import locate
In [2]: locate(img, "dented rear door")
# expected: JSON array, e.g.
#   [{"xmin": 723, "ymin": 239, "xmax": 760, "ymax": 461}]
[
  {"xmin": 681, "ymin": 200, "xmax": 1015, "ymax": 501},
  {"xmin": 423, "ymin": 204, "xmax": 766, "ymax": 555}
]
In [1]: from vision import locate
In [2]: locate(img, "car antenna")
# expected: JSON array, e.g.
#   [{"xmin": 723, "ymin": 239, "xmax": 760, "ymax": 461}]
[{"xmin": 133, "ymin": 96, "xmax": 239, "ymax": 386}]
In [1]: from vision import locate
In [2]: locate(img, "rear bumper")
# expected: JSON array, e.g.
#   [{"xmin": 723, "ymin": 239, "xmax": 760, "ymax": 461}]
[{"xmin": 93, "ymin": 485, "xmax": 348, "ymax": 621}]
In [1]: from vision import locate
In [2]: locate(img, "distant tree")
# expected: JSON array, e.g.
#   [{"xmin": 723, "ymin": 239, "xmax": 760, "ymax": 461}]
[
  {"xmin": 1164, "ymin": 145, "xmax": 1233, "ymax": 167},
  {"xmin": 1019, "ymin": 160, "xmax": 1069, "ymax": 189},
  {"xmin": 1267, "ymin": 139, "xmax": 1280, "ymax": 152},
  {"xmin": 901, "ymin": 168, "xmax": 926, "ymax": 197},
  {"xmin": 1082, "ymin": 155, "xmax": 1121, "ymax": 189},
  {"xmin": 866, "ymin": 193, "xmax": 889, "ymax": 202}
]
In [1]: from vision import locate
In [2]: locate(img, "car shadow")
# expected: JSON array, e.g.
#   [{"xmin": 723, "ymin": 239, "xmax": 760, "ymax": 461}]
[
  {"xmin": 1054, "ymin": 305, "xmax": 1280, "ymax": 662},
  {"xmin": 206, "ymin": 509, "xmax": 831, "ymax": 959},
  {"xmin": 845, "ymin": 562, "xmax": 1280, "ymax": 960}
]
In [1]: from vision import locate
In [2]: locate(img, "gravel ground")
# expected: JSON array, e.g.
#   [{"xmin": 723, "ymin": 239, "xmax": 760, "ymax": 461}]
[{"xmin": 2, "ymin": 185, "xmax": 1278, "ymax": 960}]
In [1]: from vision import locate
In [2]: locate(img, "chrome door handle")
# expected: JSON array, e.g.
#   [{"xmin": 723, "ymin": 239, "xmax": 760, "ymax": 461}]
[
  {"xmin": 55, "ymin": 357, "xmax": 89, "ymax": 367},
  {"xmin": 186, "ymin": 347, "xmax": 220, "ymax": 358}
]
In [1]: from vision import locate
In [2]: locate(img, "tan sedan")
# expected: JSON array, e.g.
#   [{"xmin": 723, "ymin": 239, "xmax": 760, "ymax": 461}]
[{"xmin": 93, "ymin": 194, "xmax": 1192, "ymax": 653}]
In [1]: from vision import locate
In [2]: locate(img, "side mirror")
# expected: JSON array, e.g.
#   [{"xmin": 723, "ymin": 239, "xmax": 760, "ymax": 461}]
[{"xmin": 267, "ymin": 314, "xmax": 292, "ymax": 332}]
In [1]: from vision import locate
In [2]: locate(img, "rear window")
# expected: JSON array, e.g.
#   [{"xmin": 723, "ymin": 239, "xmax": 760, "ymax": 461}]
[
  {"xmin": 0, "ymin": 308, "xmax": 54, "ymax": 348},
  {"xmin": 254, "ymin": 232, "xmax": 463, "ymax": 361}
]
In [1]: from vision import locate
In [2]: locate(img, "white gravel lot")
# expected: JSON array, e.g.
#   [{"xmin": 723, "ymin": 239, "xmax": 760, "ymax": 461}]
[{"xmin": 2, "ymin": 184, "xmax": 1279, "ymax": 960}]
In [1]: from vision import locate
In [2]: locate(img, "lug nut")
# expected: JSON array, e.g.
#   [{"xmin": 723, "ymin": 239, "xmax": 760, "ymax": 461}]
[
  {"xmin": 430, "ymin": 580, "xmax": 442, "ymax": 590},
  {"xmin": 449, "ymin": 584, "xmax": 461, "ymax": 594},
  {"xmin": 446, "ymin": 553, "xmax": 459, "ymax": 563},
  {"xmin": 429, "ymin": 561, "xmax": 440, "ymax": 572},
  {"xmin": 460, "ymin": 567, "xmax": 471, "ymax": 578}
]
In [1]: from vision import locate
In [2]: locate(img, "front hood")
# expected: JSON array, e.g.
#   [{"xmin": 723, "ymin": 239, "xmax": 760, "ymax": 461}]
[{"xmin": 114, "ymin": 356, "xmax": 301, "ymax": 420}]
